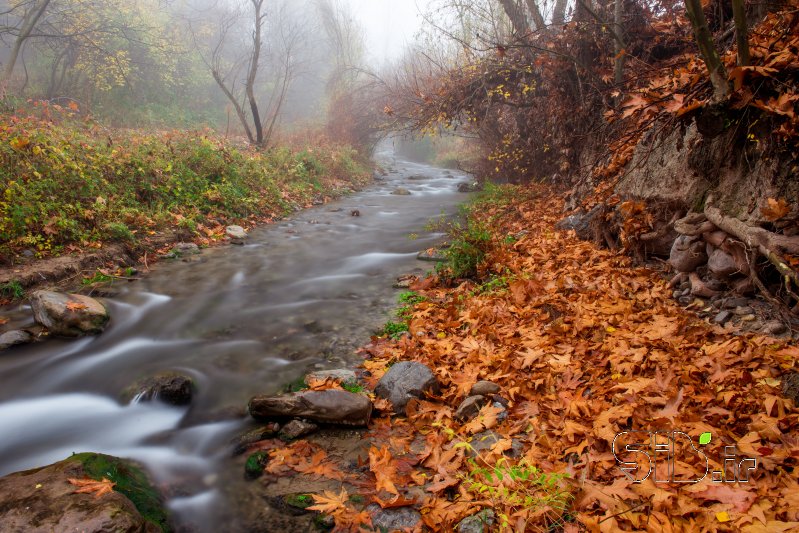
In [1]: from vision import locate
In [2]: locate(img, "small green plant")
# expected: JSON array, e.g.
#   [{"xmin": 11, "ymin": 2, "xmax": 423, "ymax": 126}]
[
  {"xmin": 473, "ymin": 273, "xmax": 513, "ymax": 296},
  {"xmin": 381, "ymin": 320, "xmax": 409, "ymax": 339},
  {"xmin": 341, "ymin": 381, "xmax": 365, "ymax": 394},
  {"xmin": 461, "ymin": 456, "xmax": 573, "ymax": 531},
  {"xmin": 396, "ymin": 290, "xmax": 426, "ymax": 320},
  {"xmin": 285, "ymin": 493, "xmax": 314, "ymax": 509},
  {"xmin": 82, "ymin": 271, "xmax": 113, "ymax": 285},
  {"xmin": 104, "ymin": 222, "xmax": 136, "ymax": 242},
  {"xmin": 443, "ymin": 219, "xmax": 492, "ymax": 279},
  {"xmin": 0, "ymin": 280, "xmax": 24, "ymax": 299}
]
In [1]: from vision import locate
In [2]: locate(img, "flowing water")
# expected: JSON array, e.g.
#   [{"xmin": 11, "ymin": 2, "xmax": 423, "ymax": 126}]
[{"xmin": 0, "ymin": 149, "xmax": 469, "ymax": 531}]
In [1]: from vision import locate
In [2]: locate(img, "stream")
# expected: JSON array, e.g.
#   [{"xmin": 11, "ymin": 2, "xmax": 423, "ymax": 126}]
[{"xmin": 0, "ymin": 148, "xmax": 469, "ymax": 531}]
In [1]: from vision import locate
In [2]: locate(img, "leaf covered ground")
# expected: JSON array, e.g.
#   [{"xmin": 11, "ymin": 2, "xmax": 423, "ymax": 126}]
[{"xmin": 258, "ymin": 184, "xmax": 799, "ymax": 532}]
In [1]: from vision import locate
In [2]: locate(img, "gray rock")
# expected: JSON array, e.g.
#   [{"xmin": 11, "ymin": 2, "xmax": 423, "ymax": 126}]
[
  {"xmin": 458, "ymin": 509, "xmax": 495, "ymax": 533},
  {"xmin": 408, "ymin": 175, "xmax": 428, "ymax": 180},
  {"xmin": 783, "ymin": 373, "xmax": 799, "ymax": 406},
  {"xmin": 225, "ymin": 225, "xmax": 247, "ymax": 245},
  {"xmin": 0, "ymin": 452, "xmax": 166, "ymax": 533},
  {"xmin": 391, "ymin": 187, "xmax": 412, "ymax": 196},
  {"xmin": 713, "ymin": 310, "xmax": 733, "ymax": 325},
  {"xmin": 722, "ymin": 297, "xmax": 750, "ymax": 309},
  {"xmin": 233, "ymin": 424, "xmax": 281, "ymax": 455},
  {"xmin": 30, "ymin": 291, "xmax": 108, "ymax": 337},
  {"xmin": 279, "ymin": 419, "xmax": 318, "ymax": 440},
  {"xmin": 669, "ymin": 235, "xmax": 708, "ymax": 273},
  {"xmin": 469, "ymin": 381, "xmax": 500, "ymax": 397},
  {"xmin": 374, "ymin": 361, "xmax": 440, "ymax": 414},
  {"xmin": 366, "ymin": 504, "xmax": 421, "ymax": 531},
  {"xmin": 417, "ymin": 248, "xmax": 448, "ymax": 262},
  {"xmin": 708, "ymin": 248, "xmax": 741, "ymax": 278},
  {"xmin": 172, "ymin": 242, "xmax": 200, "ymax": 255},
  {"xmin": 123, "ymin": 372, "xmax": 194, "ymax": 405},
  {"xmin": 457, "ymin": 182, "xmax": 481, "ymax": 193},
  {"xmin": 455, "ymin": 395, "xmax": 488, "ymax": 422},
  {"xmin": 304, "ymin": 369, "xmax": 358, "ymax": 386},
  {"xmin": 0, "ymin": 330, "xmax": 33, "ymax": 350},
  {"xmin": 469, "ymin": 430, "xmax": 523, "ymax": 457},
  {"xmin": 761, "ymin": 320, "xmax": 788, "ymax": 336},
  {"xmin": 734, "ymin": 306, "xmax": 755, "ymax": 316},
  {"xmin": 249, "ymin": 389, "xmax": 372, "ymax": 426}
]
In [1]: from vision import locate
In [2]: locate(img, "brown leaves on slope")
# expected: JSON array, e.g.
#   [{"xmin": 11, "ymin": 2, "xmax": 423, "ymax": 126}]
[{"xmin": 355, "ymin": 185, "xmax": 799, "ymax": 531}]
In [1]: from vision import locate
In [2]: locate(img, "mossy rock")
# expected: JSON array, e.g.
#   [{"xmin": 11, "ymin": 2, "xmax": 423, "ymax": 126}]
[
  {"xmin": 244, "ymin": 451, "xmax": 269, "ymax": 480},
  {"xmin": 267, "ymin": 493, "xmax": 315, "ymax": 516},
  {"xmin": 72, "ymin": 452, "xmax": 170, "ymax": 532}
]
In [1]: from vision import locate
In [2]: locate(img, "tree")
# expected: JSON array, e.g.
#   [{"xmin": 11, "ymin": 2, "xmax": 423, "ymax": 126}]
[
  {"xmin": 684, "ymin": 0, "xmax": 728, "ymax": 100},
  {"xmin": 0, "ymin": 0, "xmax": 52, "ymax": 93}
]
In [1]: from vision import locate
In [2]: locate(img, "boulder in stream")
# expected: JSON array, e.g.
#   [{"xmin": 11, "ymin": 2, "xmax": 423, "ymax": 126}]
[
  {"xmin": 0, "ymin": 452, "xmax": 169, "ymax": 533},
  {"xmin": 30, "ymin": 290, "xmax": 109, "ymax": 337},
  {"xmin": 417, "ymin": 247, "xmax": 449, "ymax": 262},
  {"xmin": 249, "ymin": 389, "xmax": 372, "ymax": 426},
  {"xmin": 0, "ymin": 330, "xmax": 33, "ymax": 351},
  {"xmin": 391, "ymin": 187, "xmax": 412, "ymax": 196},
  {"xmin": 122, "ymin": 372, "xmax": 194, "ymax": 405},
  {"xmin": 374, "ymin": 361, "xmax": 440, "ymax": 414},
  {"xmin": 226, "ymin": 225, "xmax": 248, "ymax": 245}
]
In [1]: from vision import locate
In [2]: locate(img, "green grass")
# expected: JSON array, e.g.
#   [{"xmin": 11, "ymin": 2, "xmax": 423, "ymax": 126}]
[
  {"xmin": 380, "ymin": 320, "xmax": 409, "ymax": 339},
  {"xmin": 0, "ymin": 115, "xmax": 371, "ymax": 256},
  {"xmin": 341, "ymin": 381, "xmax": 365, "ymax": 394},
  {"xmin": 0, "ymin": 280, "xmax": 24, "ymax": 299},
  {"xmin": 81, "ymin": 271, "xmax": 114, "ymax": 285}
]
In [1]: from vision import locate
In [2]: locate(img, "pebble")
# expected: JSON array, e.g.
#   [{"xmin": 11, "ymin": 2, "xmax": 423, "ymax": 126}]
[
  {"xmin": 734, "ymin": 306, "xmax": 755, "ymax": 316},
  {"xmin": 713, "ymin": 310, "xmax": 732, "ymax": 325}
]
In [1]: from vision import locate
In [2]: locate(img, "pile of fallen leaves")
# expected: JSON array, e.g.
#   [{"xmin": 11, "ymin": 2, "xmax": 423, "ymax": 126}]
[{"xmin": 258, "ymin": 184, "xmax": 798, "ymax": 532}]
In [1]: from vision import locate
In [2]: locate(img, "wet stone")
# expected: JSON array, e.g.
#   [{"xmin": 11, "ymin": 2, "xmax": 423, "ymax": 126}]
[
  {"xmin": 374, "ymin": 361, "xmax": 440, "ymax": 414},
  {"xmin": 249, "ymin": 389, "xmax": 372, "ymax": 426},
  {"xmin": 0, "ymin": 330, "xmax": 33, "ymax": 351},
  {"xmin": 226, "ymin": 225, "xmax": 247, "ymax": 245},
  {"xmin": 366, "ymin": 504, "xmax": 421, "ymax": 532},
  {"xmin": 123, "ymin": 372, "xmax": 194, "ymax": 406},
  {"xmin": 279, "ymin": 419, "xmax": 318, "ymax": 440},
  {"xmin": 233, "ymin": 423, "xmax": 280, "ymax": 455},
  {"xmin": 304, "ymin": 369, "xmax": 358, "ymax": 386},
  {"xmin": 30, "ymin": 290, "xmax": 108, "ymax": 337},
  {"xmin": 391, "ymin": 187, "xmax": 412, "ymax": 196},
  {"xmin": 469, "ymin": 381, "xmax": 500, "ymax": 397},
  {"xmin": 723, "ymin": 297, "xmax": 750, "ymax": 309},
  {"xmin": 458, "ymin": 509, "xmax": 495, "ymax": 533},
  {"xmin": 713, "ymin": 310, "xmax": 733, "ymax": 325}
]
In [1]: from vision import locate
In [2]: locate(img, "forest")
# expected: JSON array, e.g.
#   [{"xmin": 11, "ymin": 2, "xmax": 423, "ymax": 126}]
[{"xmin": 0, "ymin": 0, "xmax": 798, "ymax": 532}]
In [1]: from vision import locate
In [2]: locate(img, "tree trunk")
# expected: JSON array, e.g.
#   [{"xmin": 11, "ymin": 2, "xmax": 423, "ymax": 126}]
[
  {"xmin": 684, "ymin": 0, "xmax": 729, "ymax": 100},
  {"xmin": 1, "ymin": 0, "xmax": 52, "ymax": 94},
  {"xmin": 498, "ymin": 0, "xmax": 530, "ymax": 35},
  {"xmin": 247, "ymin": 0, "xmax": 265, "ymax": 147},
  {"xmin": 613, "ymin": 0, "xmax": 625, "ymax": 84},
  {"xmin": 524, "ymin": 0, "xmax": 547, "ymax": 31},
  {"xmin": 731, "ymin": 0, "xmax": 750, "ymax": 66},
  {"xmin": 553, "ymin": 0, "xmax": 569, "ymax": 25}
]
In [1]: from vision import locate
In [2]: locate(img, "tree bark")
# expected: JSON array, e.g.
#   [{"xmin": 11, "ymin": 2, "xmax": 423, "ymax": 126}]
[
  {"xmin": 613, "ymin": 0, "xmax": 625, "ymax": 84},
  {"xmin": 524, "ymin": 0, "xmax": 546, "ymax": 31},
  {"xmin": 552, "ymin": 0, "xmax": 569, "ymax": 25},
  {"xmin": 247, "ymin": 0, "xmax": 265, "ymax": 147},
  {"xmin": 731, "ymin": 0, "xmax": 750, "ymax": 66},
  {"xmin": 498, "ymin": 0, "xmax": 530, "ymax": 35},
  {"xmin": 684, "ymin": 0, "xmax": 729, "ymax": 100},
  {"xmin": 1, "ymin": 0, "xmax": 52, "ymax": 94}
]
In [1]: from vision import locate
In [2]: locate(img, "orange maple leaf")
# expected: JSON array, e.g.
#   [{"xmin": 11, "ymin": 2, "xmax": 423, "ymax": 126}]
[
  {"xmin": 308, "ymin": 488, "xmax": 350, "ymax": 514},
  {"xmin": 68, "ymin": 477, "xmax": 116, "ymax": 499},
  {"xmin": 369, "ymin": 445, "xmax": 399, "ymax": 495},
  {"xmin": 66, "ymin": 301, "xmax": 88, "ymax": 311},
  {"xmin": 761, "ymin": 198, "xmax": 790, "ymax": 221}
]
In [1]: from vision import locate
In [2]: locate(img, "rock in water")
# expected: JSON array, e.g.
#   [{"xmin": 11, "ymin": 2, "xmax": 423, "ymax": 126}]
[
  {"xmin": 416, "ymin": 248, "xmax": 448, "ymax": 262},
  {"xmin": 0, "ymin": 330, "xmax": 33, "ymax": 351},
  {"xmin": 391, "ymin": 187, "xmax": 412, "ymax": 196},
  {"xmin": 226, "ymin": 225, "xmax": 247, "ymax": 245},
  {"xmin": 30, "ymin": 291, "xmax": 109, "ymax": 337},
  {"xmin": 0, "ymin": 452, "xmax": 168, "ymax": 533},
  {"xmin": 374, "ymin": 361, "xmax": 440, "ymax": 414},
  {"xmin": 123, "ymin": 372, "xmax": 194, "ymax": 405},
  {"xmin": 248, "ymin": 389, "xmax": 372, "ymax": 426}
]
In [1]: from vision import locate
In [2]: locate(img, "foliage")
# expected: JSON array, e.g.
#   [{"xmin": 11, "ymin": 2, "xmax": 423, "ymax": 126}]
[
  {"xmin": 0, "ymin": 113, "xmax": 371, "ymax": 258},
  {"xmin": 461, "ymin": 457, "xmax": 573, "ymax": 531},
  {"xmin": 0, "ymin": 280, "xmax": 24, "ymax": 300},
  {"xmin": 354, "ymin": 184, "xmax": 799, "ymax": 531},
  {"xmin": 380, "ymin": 320, "xmax": 409, "ymax": 339}
]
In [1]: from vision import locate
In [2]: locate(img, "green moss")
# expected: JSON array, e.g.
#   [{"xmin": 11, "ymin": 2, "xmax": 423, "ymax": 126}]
[
  {"xmin": 285, "ymin": 493, "xmax": 314, "ymax": 509},
  {"xmin": 71, "ymin": 452, "xmax": 170, "ymax": 532},
  {"xmin": 245, "ymin": 451, "xmax": 269, "ymax": 479}
]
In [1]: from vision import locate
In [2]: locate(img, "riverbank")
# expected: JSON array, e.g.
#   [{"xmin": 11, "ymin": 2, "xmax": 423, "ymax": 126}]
[
  {"xmin": 0, "ymin": 116, "xmax": 372, "ymax": 301},
  {"xmin": 259, "ymin": 183, "xmax": 799, "ymax": 531}
]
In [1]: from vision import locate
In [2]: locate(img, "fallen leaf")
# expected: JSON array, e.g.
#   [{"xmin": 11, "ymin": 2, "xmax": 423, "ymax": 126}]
[{"xmin": 67, "ymin": 477, "xmax": 116, "ymax": 499}]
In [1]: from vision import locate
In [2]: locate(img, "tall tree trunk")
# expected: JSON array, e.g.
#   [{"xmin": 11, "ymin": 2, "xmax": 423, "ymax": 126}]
[
  {"xmin": 731, "ymin": 0, "xmax": 750, "ymax": 66},
  {"xmin": 247, "ymin": 0, "xmax": 265, "ymax": 147},
  {"xmin": 1, "ymin": 0, "xmax": 52, "ymax": 94},
  {"xmin": 553, "ymin": 0, "xmax": 569, "ymax": 25},
  {"xmin": 613, "ymin": 0, "xmax": 625, "ymax": 84},
  {"xmin": 524, "ymin": 0, "xmax": 546, "ymax": 31},
  {"xmin": 498, "ymin": 0, "xmax": 530, "ymax": 35},
  {"xmin": 684, "ymin": 0, "xmax": 729, "ymax": 100}
]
